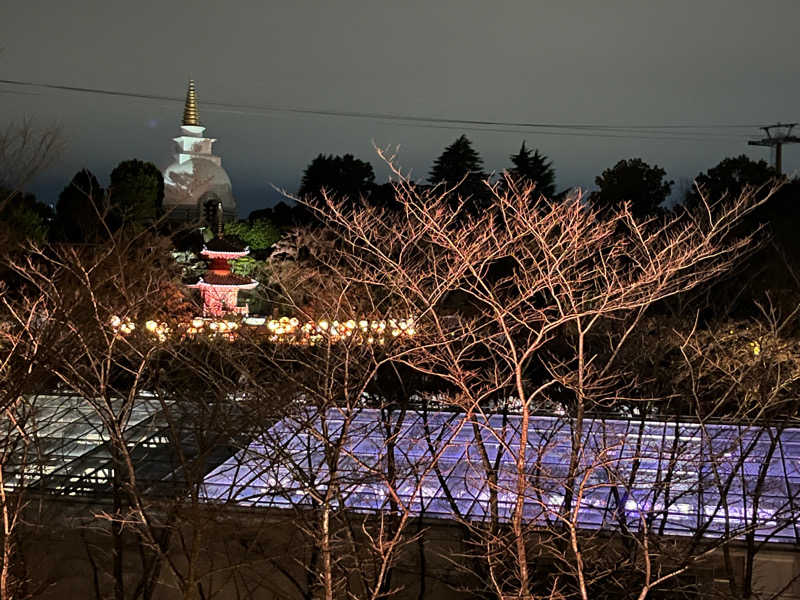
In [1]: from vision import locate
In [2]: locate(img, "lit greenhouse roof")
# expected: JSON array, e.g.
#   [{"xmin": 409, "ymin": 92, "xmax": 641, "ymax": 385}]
[
  {"xmin": 4, "ymin": 394, "xmax": 175, "ymax": 495},
  {"xmin": 203, "ymin": 409, "xmax": 800, "ymax": 544}
]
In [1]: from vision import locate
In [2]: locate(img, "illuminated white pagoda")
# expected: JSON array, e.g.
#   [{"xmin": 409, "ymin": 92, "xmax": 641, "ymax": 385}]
[{"xmin": 162, "ymin": 80, "xmax": 237, "ymax": 223}]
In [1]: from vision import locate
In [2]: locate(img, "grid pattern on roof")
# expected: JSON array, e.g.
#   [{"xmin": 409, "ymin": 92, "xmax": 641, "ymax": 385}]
[
  {"xmin": 4, "ymin": 394, "xmax": 176, "ymax": 496},
  {"xmin": 203, "ymin": 409, "xmax": 800, "ymax": 543}
]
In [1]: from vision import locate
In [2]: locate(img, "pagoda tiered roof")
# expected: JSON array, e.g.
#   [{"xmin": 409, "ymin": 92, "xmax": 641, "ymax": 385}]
[
  {"xmin": 199, "ymin": 272, "xmax": 258, "ymax": 287},
  {"xmin": 188, "ymin": 229, "xmax": 258, "ymax": 315},
  {"xmin": 203, "ymin": 236, "xmax": 248, "ymax": 255}
]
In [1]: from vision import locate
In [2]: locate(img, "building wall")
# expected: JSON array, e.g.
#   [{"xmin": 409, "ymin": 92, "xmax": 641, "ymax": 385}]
[{"xmin": 14, "ymin": 503, "xmax": 800, "ymax": 600}]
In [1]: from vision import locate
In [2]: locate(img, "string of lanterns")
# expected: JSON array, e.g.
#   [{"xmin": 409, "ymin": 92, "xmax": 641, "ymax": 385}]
[{"xmin": 109, "ymin": 315, "xmax": 416, "ymax": 345}]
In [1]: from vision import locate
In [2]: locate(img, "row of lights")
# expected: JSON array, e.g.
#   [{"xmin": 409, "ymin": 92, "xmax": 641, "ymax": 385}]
[
  {"xmin": 261, "ymin": 316, "xmax": 416, "ymax": 345},
  {"xmin": 110, "ymin": 315, "xmax": 416, "ymax": 345},
  {"xmin": 109, "ymin": 316, "xmax": 172, "ymax": 341}
]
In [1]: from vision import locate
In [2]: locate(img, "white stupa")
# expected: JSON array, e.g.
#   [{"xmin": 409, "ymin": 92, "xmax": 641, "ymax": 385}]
[{"xmin": 162, "ymin": 80, "xmax": 237, "ymax": 223}]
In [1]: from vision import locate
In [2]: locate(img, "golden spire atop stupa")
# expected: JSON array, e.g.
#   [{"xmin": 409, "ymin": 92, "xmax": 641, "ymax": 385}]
[{"xmin": 182, "ymin": 79, "xmax": 200, "ymax": 126}]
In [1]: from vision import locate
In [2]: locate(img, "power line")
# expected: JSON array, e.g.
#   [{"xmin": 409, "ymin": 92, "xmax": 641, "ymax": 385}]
[{"xmin": 0, "ymin": 77, "xmax": 766, "ymax": 144}]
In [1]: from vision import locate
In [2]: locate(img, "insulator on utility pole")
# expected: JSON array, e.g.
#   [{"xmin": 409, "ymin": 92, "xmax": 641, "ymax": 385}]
[{"xmin": 748, "ymin": 123, "xmax": 800, "ymax": 176}]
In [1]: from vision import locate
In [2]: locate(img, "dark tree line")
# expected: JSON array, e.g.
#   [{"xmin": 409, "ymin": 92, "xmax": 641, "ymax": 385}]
[
  {"xmin": 290, "ymin": 136, "xmax": 557, "ymax": 221},
  {"xmin": 0, "ymin": 159, "xmax": 165, "ymax": 245},
  {"xmin": 6, "ymin": 133, "xmax": 797, "ymax": 319},
  {"xmin": 286, "ymin": 139, "xmax": 798, "ymax": 315},
  {"xmin": 290, "ymin": 136, "xmax": 790, "ymax": 226},
  {"xmin": 53, "ymin": 159, "xmax": 164, "ymax": 242}
]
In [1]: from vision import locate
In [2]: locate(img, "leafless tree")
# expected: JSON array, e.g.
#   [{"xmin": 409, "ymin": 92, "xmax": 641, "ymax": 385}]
[
  {"xmin": 211, "ymin": 254, "xmax": 438, "ymax": 600},
  {"xmin": 0, "ymin": 118, "xmax": 62, "ymax": 209},
  {"xmin": 664, "ymin": 301, "xmax": 800, "ymax": 599},
  {"xmin": 0, "ymin": 219, "xmax": 241, "ymax": 599},
  {"xmin": 284, "ymin": 157, "xmax": 795, "ymax": 600},
  {"xmin": 0, "ymin": 218, "xmax": 408, "ymax": 600},
  {"xmin": 3, "ymin": 149, "xmax": 799, "ymax": 600},
  {"xmin": 0, "ymin": 118, "xmax": 62, "ymax": 599}
]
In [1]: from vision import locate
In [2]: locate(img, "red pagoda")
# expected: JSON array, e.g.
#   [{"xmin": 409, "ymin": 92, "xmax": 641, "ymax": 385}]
[{"xmin": 188, "ymin": 208, "xmax": 258, "ymax": 317}]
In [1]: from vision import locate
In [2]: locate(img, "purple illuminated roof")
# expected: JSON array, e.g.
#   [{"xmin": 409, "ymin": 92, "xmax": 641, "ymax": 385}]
[{"xmin": 203, "ymin": 409, "xmax": 800, "ymax": 543}]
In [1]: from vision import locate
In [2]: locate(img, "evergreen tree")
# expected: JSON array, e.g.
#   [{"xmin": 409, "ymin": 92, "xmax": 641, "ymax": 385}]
[
  {"xmin": 298, "ymin": 154, "xmax": 375, "ymax": 210},
  {"xmin": 53, "ymin": 169, "xmax": 108, "ymax": 242},
  {"xmin": 269, "ymin": 201, "xmax": 296, "ymax": 227},
  {"xmin": 684, "ymin": 155, "xmax": 776, "ymax": 209},
  {"xmin": 428, "ymin": 135, "xmax": 488, "ymax": 212},
  {"xmin": 248, "ymin": 201, "xmax": 311, "ymax": 228},
  {"xmin": 0, "ymin": 190, "xmax": 52, "ymax": 244},
  {"xmin": 224, "ymin": 219, "xmax": 281, "ymax": 251},
  {"xmin": 683, "ymin": 156, "xmax": 796, "ymax": 313},
  {"xmin": 109, "ymin": 159, "xmax": 164, "ymax": 225},
  {"xmin": 590, "ymin": 158, "xmax": 673, "ymax": 219},
  {"xmin": 506, "ymin": 142, "xmax": 556, "ymax": 198}
]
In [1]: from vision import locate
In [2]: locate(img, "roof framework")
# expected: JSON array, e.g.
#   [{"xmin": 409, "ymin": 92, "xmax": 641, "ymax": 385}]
[
  {"xmin": 6, "ymin": 397, "xmax": 800, "ymax": 543},
  {"xmin": 2, "ymin": 394, "xmax": 247, "ymax": 497},
  {"xmin": 3, "ymin": 394, "xmax": 174, "ymax": 496},
  {"xmin": 203, "ymin": 408, "xmax": 800, "ymax": 544}
]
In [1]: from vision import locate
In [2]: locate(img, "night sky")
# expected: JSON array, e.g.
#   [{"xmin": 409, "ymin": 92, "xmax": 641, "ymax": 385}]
[{"xmin": 1, "ymin": 0, "xmax": 798, "ymax": 217}]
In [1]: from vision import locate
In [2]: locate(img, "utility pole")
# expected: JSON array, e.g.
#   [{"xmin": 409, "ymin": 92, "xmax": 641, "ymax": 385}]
[{"xmin": 748, "ymin": 123, "xmax": 800, "ymax": 176}]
